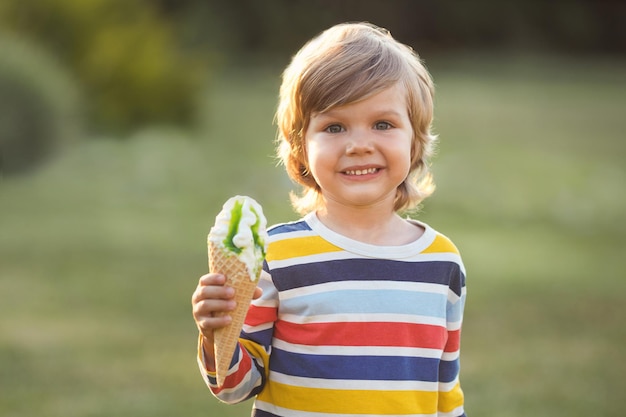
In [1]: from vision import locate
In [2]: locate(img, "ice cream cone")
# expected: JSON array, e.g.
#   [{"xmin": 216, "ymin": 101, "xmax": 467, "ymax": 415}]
[
  {"xmin": 208, "ymin": 240, "xmax": 259, "ymax": 387},
  {"xmin": 205, "ymin": 195, "xmax": 267, "ymax": 387}
]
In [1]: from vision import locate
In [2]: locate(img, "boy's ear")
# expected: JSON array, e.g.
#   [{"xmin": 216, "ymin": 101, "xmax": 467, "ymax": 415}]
[
  {"xmin": 297, "ymin": 162, "xmax": 320, "ymax": 189},
  {"xmin": 299, "ymin": 163, "xmax": 310, "ymax": 178}
]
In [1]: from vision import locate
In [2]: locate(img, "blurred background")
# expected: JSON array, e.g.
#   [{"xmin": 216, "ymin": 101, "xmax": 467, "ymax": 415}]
[{"xmin": 1, "ymin": 1, "xmax": 625, "ymax": 416}]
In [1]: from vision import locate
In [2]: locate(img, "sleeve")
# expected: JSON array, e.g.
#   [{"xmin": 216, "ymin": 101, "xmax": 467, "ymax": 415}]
[
  {"xmin": 197, "ymin": 268, "xmax": 278, "ymax": 404},
  {"xmin": 437, "ymin": 262, "xmax": 467, "ymax": 417}
]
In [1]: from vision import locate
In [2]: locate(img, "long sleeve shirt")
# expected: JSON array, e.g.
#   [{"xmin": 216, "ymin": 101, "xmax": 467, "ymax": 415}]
[{"xmin": 198, "ymin": 212, "xmax": 467, "ymax": 416}]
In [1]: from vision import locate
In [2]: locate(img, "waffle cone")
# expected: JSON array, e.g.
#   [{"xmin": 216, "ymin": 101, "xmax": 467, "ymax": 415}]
[{"xmin": 208, "ymin": 240, "xmax": 258, "ymax": 387}]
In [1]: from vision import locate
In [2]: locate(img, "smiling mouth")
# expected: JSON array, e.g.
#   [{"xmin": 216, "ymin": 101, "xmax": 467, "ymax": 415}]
[{"xmin": 344, "ymin": 168, "xmax": 379, "ymax": 176}]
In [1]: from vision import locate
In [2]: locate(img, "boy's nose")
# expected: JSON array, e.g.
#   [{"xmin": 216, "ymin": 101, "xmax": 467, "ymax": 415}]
[{"xmin": 345, "ymin": 132, "xmax": 374, "ymax": 155}]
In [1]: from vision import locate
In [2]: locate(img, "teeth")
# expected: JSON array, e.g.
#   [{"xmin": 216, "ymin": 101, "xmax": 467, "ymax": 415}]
[{"xmin": 345, "ymin": 168, "xmax": 378, "ymax": 176}]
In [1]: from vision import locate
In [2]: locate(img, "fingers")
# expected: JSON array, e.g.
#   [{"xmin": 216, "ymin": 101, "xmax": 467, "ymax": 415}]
[
  {"xmin": 198, "ymin": 272, "xmax": 226, "ymax": 287},
  {"xmin": 195, "ymin": 273, "xmax": 263, "ymax": 301},
  {"xmin": 191, "ymin": 273, "xmax": 264, "ymax": 339},
  {"xmin": 194, "ymin": 307, "xmax": 232, "ymax": 337},
  {"xmin": 192, "ymin": 273, "xmax": 236, "ymax": 336}
]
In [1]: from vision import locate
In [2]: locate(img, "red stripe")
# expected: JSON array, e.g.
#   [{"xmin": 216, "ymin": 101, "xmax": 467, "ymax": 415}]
[
  {"xmin": 274, "ymin": 320, "xmax": 448, "ymax": 350},
  {"xmin": 245, "ymin": 305, "xmax": 277, "ymax": 326},
  {"xmin": 210, "ymin": 343, "xmax": 252, "ymax": 393},
  {"xmin": 444, "ymin": 329, "xmax": 460, "ymax": 352}
]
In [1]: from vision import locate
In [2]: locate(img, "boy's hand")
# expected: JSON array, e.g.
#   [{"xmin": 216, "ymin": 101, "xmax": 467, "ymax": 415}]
[
  {"xmin": 192, "ymin": 273, "xmax": 236, "ymax": 340},
  {"xmin": 191, "ymin": 273, "xmax": 263, "ymax": 370}
]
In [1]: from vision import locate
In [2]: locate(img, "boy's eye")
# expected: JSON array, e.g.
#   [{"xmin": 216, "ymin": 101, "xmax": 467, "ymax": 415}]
[
  {"xmin": 374, "ymin": 121, "xmax": 392, "ymax": 130},
  {"xmin": 325, "ymin": 124, "xmax": 344, "ymax": 134}
]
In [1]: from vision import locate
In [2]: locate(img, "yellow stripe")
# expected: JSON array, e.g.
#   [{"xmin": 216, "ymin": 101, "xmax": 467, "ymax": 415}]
[
  {"xmin": 239, "ymin": 338, "xmax": 270, "ymax": 379},
  {"xmin": 258, "ymin": 380, "xmax": 438, "ymax": 414},
  {"xmin": 266, "ymin": 236, "xmax": 342, "ymax": 261},
  {"xmin": 438, "ymin": 382, "xmax": 464, "ymax": 413},
  {"xmin": 421, "ymin": 234, "xmax": 459, "ymax": 255}
]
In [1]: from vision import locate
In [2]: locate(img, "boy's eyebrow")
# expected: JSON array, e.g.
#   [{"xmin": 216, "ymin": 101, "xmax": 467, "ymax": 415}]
[
  {"xmin": 371, "ymin": 109, "xmax": 406, "ymax": 119},
  {"xmin": 311, "ymin": 108, "xmax": 406, "ymax": 120}
]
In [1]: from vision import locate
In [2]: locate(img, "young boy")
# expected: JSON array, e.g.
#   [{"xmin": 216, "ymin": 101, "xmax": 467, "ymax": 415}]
[{"xmin": 192, "ymin": 22, "xmax": 467, "ymax": 416}]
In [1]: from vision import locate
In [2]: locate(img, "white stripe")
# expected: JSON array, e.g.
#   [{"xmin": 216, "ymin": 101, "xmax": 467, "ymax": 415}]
[
  {"xmin": 446, "ymin": 319, "xmax": 463, "ymax": 331},
  {"xmin": 255, "ymin": 399, "xmax": 438, "ymax": 417},
  {"xmin": 448, "ymin": 291, "xmax": 461, "ymax": 304},
  {"xmin": 268, "ymin": 250, "xmax": 356, "ymax": 269},
  {"xmin": 272, "ymin": 338, "xmax": 443, "ymax": 358},
  {"xmin": 441, "ymin": 350, "xmax": 460, "ymax": 361},
  {"xmin": 439, "ymin": 377, "xmax": 461, "ymax": 392},
  {"xmin": 279, "ymin": 312, "xmax": 447, "ymax": 327},
  {"xmin": 418, "ymin": 251, "xmax": 464, "ymax": 266},
  {"xmin": 281, "ymin": 280, "xmax": 448, "ymax": 299},
  {"xmin": 250, "ymin": 297, "xmax": 277, "ymax": 308},
  {"xmin": 242, "ymin": 321, "xmax": 273, "ymax": 333},
  {"xmin": 269, "ymin": 228, "xmax": 316, "ymax": 242},
  {"xmin": 206, "ymin": 363, "xmax": 260, "ymax": 403},
  {"xmin": 270, "ymin": 370, "xmax": 439, "ymax": 391},
  {"xmin": 268, "ymin": 250, "xmax": 465, "ymax": 271},
  {"xmin": 448, "ymin": 286, "xmax": 466, "ymax": 304}
]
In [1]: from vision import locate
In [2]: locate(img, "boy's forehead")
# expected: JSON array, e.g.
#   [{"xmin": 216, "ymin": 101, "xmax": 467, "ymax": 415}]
[{"xmin": 310, "ymin": 83, "xmax": 409, "ymax": 115}]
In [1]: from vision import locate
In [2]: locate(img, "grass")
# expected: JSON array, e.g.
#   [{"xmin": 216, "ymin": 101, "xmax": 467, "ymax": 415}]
[{"xmin": 1, "ymin": 55, "xmax": 625, "ymax": 416}]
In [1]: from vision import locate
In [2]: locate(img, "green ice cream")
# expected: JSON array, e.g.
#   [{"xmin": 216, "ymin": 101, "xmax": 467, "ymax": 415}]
[{"xmin": 208, "ymin": 196, "xmax": 268, "ymax": 280}]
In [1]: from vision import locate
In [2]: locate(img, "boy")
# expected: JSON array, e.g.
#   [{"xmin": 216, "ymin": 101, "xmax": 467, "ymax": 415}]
[{"xmin": 192, "ymin": 22, "xmax": 467, "ymax": 416}]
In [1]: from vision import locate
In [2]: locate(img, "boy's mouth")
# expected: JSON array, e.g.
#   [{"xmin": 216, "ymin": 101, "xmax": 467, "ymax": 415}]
[{"xmin": 344, "ymin": 167, "xmax": 379, "ymax": 176}]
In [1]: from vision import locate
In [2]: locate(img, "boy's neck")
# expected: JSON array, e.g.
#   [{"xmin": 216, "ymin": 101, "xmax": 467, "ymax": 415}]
[{"xmin": 315, "ymin": 205, "xmax": 423, "ymax": 246}]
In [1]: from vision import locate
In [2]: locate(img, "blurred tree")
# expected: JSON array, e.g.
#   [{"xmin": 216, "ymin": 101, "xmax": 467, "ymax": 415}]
[
  {"xmin": 0, "ymin": 0, "xmax": 621, "ymax": 139},
  {"xmin": 152, "ymin": 0, "xmax": 625, "ymax": 59},
  {"xmin": 0, "ymin": 0, "xmax": 212, "ymax": 134},
  {"xmin": 0, "ymin": 35, "xmax": 81, "ymax": 176}
]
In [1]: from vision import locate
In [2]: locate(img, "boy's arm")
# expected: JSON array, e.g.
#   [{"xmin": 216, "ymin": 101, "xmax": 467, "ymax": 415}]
[
  {"xmin": 437, "ymin": 267, "xmax": 467, "ymax": 417},
  {"xmin": 198, "ymin": 270, "xmax": 278, "ymax": 403},
  {"xmin": 199, "ymin": 335, "xmax": 216, "ymax": 372}
]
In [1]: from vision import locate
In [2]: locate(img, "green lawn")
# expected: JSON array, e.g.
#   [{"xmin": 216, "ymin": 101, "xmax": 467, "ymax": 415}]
[{"xmin": 1, "ymin": 56, "xmax": 625, "ymax": 416}]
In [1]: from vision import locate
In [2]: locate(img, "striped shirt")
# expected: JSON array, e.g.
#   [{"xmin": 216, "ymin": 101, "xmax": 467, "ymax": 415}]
[{"xmin": 199, "ymin": 212, "xmax": 467, "ymax": 416}]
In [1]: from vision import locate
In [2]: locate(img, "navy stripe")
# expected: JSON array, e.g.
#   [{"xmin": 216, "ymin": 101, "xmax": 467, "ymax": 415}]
[
  {"xmin": 253, "ymin": 410, "xmax": 279, "ymax": 417},
  {"xmin": 254, "ymin": 407, "xmax": 465, "ymax": 417},
  {"xmin": 268, "ymin": 220, "xmax": 311, "ymax": 235},
  {"xmin": 449, "ymin": 270, "xmax": 466, "ymax": 298},
  {"xmin": 439, "ymin": 358, "xmax": 461, "ymax": 383},
  {"xmin": 242, "ymin": 327, "xmax": 273, "ymax": 347},
  {"xmin": 271, "ymin": 348, "xmax": 440, "ymax": 382},
  {"xmin": 270, "ymin": 258, "xmax": 463, "ymax": 293}
]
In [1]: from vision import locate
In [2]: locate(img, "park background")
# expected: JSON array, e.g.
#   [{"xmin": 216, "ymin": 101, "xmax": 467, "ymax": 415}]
[{"xmin": 1, "ymin": 1, "xmax": 625, "ymax": 416}]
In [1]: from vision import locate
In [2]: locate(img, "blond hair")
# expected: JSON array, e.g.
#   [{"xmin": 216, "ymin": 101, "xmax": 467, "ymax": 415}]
[{"xmin": 276, "ymin": 22, "xmax": 437, "ymax": 215}]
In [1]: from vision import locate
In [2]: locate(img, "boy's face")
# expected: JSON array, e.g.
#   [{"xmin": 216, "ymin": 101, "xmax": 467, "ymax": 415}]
[{"xmin": 304, "ymin": 83, "xmax": 414, "ymax": 212}]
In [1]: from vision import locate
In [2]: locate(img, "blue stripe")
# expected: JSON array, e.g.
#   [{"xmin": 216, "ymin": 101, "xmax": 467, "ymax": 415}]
[
  {"xmin": 271, "ymin": 348, "xmax": 440, "ymax": 382},
  {"xmin": 447, "ymin": 297, "xmax": 465, "ymax": 322},
  {"xmin": 282, "ymin": 289, "xmax": 448, "ymax": 318},
  {"xmin": 270, "ymin": 258, "xmax": 462, "ymax": 292}
]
